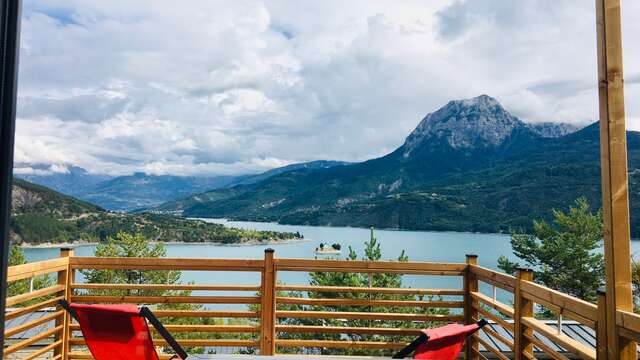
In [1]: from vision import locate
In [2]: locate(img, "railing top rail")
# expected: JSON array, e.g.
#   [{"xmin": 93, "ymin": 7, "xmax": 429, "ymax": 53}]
[
  {"xmin": 68, "ymin": 257, "xmax": 265, "ymax": 271},
  {"xmin": 469, "ymin": 264, "xmax": 516, "ymax": 291},
  {"xmin": 6, "ymin": 257, "xmax": 69, "ymax": 282}
]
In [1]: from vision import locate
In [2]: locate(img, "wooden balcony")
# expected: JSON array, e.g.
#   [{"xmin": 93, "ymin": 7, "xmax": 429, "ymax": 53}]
[{"xmin": 3, "ymin": 250, "xmax": 640, "ymax": 360}]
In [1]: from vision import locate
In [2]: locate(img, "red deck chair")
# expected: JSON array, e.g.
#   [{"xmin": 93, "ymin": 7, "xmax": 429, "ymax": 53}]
[
  {"xmin": 393, "ymin": 319, "xmax": 487, "ymax": 359},
  {"xmin": 60, "ymin": 300, "xmax": 188, "ymax": 360}
]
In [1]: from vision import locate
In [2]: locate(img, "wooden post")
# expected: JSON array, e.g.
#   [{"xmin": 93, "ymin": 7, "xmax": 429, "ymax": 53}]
[
  {"xmin": 595, "ymin": 0, "xmax": 636, "ymax": 359},
  {"xmin": 260, "ymin": 249, "xmax": 276, "ymax": 355},
  {"xmin": 464, "ymin": 255, "xmax": 479, "ymax": 360},
  {"xmin": 514, "ymin": 268, "xmax": 533, "ymax": 360},
  {"xmin": 55, "ymin": 248, "xmax": 73, "ymax": 359},
  {"xmin": 597, "ymin": 289, "xmax": 608, "ymax": 360}
]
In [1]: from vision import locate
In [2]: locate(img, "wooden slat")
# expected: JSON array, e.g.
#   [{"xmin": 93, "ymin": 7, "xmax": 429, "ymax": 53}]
[
  {"xmin": 68, "ymin": 338, "xmax": 259, "ymax": 347},
  {"xmin": 68, "ymin": 352, "xmax": 96, "ymax": 360},
  {"xmin": 481, "ymin": 326, "xmax": 514, "ymax": 350},
  {"xmin": 71, "ymin": 283, "xmax": 260, "ymax": 291},
  {"xmin": 5, "ymin": 284, "xmax": 66, "ymax": 307},
  {"xmin": 521, "ymin": 317, "xmax": 596, "ymax": 360},
  {"xmin": 472, "ymin": 303, "xmax": 514, "ymax": 333},
  {"xmin": 469, "ymin": 265, "xmax": 516, "ymax": 292},
  {"xmin": 618, "ymin": 326, "xmax": 640, "ymax": 342},
  {"xmin": 3, "ymin": 325, "xmax": 63, "ymax": 355},
  {"xmin": 7, "ymin": 257, "xmax": 69, "ymax": 282},
  {"xmin": 524, "ymin": 332, "xmax": 571, "ymax": 360},
  {"xmin": 472, "ymin": 333, "xmax": 510, "ymax": 360},
  {"xmin": 22, "ymin": 340, "xmax": 63, "ymax": 360},
  {"xmin": 520, "ymin": 280, "xmax": 597, "ymax": 322},
  {"xmin": 274, "ymin": 258, "xmax": 466, "ymax": 273},
  {"xmin": 521, "ymin": 290, "xmax": 597, "ymax": 328},
  {"xmin": 153, "ymin": 310, "xmax": 260, "ymax": 318},
  {"xmin": 276, "ymin": 325, "xmax": 421, "ymax": 336},
  {"xmin": 71, "ymin": 295, "xmax": 260, "ymax": 304},
  {"xmin": 276, "ymin": 310, "xmax": 463, "ymax": 322},
  {"xmin": 4, "ymin": 296, "xmax": 64, "ymax": 320},
  {"xmin": 69, "ymin": 257, "xmax": 264, "ymax": 271},
  {"xmin": 275, "ymin": 339, "xmax": 407, "ymax": 350},
  {"xmin": 69, "ymin": 323, "xmax": 259, "ymax": 333},
  {"xmin": 276, "ymin": 285, "xmax": 464, "ymax": 296},
  {"xmin": 616, "ymin": 310, "xmax": 640, "ymax": 335},
  {"xmin": 471, "ymin": 291, "xmax": 515, "ymax": 318},
  {"xmin": 69, "ymin": 353, "xmax": 185, "ymax": 360},
  {"xmin": 277, "ymin": 267, "xmax": 463, "ymax": 276},
  {"xmin": 471, "ymin": 346, "xmax": 490, "ymax": 360},
  {"xmin": 276, "ymin": 296, "xmax": 463, "ymax": 308},
  {"xmin": 4, "ymin": 310, "xmax": 64, "ymax": 337}
]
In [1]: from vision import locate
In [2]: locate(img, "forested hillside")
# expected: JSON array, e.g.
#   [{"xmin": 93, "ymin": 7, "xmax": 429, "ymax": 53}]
[{"xmin": 10, "ymin": 179, "xmax": 301, "ymax": 245}]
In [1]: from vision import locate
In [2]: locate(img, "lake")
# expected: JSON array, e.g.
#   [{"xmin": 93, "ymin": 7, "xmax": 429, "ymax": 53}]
[{"xmin": 23, "ymin": 219, "xmax": 635, "ymax": 306}]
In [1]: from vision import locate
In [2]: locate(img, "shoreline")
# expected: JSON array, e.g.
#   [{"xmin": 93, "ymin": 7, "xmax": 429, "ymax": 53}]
[{"xmin": 18, "ymin": 237, "xmax": 309, "ymax": 249}]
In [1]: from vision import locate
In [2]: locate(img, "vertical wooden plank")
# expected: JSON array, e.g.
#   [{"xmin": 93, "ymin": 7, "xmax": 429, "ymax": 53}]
[
  {"xmin": 54, "ymin": 248, "xmax": 72, "ymax": 359},
  {"xmin": 260, "ymin": 249, "xmax": 276, "ymax": 355},
  {"xmin": 597, "ymin": 289, "xmax": 608, "ymax": 360},
  {"xmin": 465, "ymin": 255, "xmax": 479, "ymax": 360},
  {"xmin": 514, "ymin": 269, "xmax": 533, "ymax": 360},
  {"xmin": 62, "ymin": 249, "xmax": 74, "ymax": 360},
  {"xmin": 595, "ymin": 0, "xmax": 636, "ymax": 359}
]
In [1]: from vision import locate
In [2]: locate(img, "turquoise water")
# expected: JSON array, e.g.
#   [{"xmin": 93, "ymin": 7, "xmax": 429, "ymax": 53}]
[{"xmin": 21, "ymin": 220, "xmax": 516, "ymax": 300}]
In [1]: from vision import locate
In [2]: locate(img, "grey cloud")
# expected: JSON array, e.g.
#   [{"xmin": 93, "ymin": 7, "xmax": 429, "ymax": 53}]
[
  {"xmin": 18, "ymin": 94, "xmax": 128, "ymax": 122},
  {"xmin": 527, "ymin": 79, "xmax": 593, "ymax": 98}
]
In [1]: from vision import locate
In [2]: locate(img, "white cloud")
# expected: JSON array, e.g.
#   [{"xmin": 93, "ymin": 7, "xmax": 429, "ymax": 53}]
[{"xmin": 15, "ymin": 0, "xmax": 640, "ymax": 176}]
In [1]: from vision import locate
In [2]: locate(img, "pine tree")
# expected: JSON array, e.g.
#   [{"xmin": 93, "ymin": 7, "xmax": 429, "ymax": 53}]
[{"xmin": 497, "ymin": 197, "xmax": 604, "ymax": 302}]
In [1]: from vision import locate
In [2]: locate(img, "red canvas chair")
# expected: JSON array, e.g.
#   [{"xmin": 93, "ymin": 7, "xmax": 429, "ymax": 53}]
[
  {"xmin": 393, "ymin": 319, "xmax": 487, "ymax": 359},
  {"xmin": 60, "ymin": 300, "xmax": 188, "ymax": 360}
]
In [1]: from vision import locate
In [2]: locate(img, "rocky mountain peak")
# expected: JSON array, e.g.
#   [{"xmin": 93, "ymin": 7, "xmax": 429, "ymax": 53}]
[{"xmin": 402, "ymin": 95, "xmax": 525, "ymax": 157}]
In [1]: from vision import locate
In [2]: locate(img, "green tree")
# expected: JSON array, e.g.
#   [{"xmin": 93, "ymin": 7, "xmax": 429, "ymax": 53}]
[
  {"xmin": 497, "ymin": 197, "xmax": 604, "ymax": 302},
  {"xmin": 7, "ymin": 245, "xmax": 53, "ymax": 302}
]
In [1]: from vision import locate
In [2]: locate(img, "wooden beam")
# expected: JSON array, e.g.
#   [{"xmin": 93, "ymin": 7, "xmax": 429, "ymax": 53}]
[
  {"xmin": 595, "ymin": 0, "xmax": 636, "ymax": 359},
  {"xmin": 597, "ymin": 289, "xmax": 608, "ymax": 360},
  {"xmin": 260, "ymin": 248, "xmax": 276, "ymax": 355},
  {"xmin": 514, "ymin": 269, "xmax": 533, "ymax": 360},
  {"xmin": 465, "ymin": 254, "xmax": 479, "ymax": 360}
]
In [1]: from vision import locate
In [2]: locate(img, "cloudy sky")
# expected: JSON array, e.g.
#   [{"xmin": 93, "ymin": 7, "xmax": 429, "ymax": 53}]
[{"xmin": 14, "ymin": 0, "xmax": 640, "ymax": 176}]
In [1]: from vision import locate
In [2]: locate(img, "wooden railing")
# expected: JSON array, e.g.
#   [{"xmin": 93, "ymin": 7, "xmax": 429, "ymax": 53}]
[
  {"xmin": 3, "ymin": 249, "xmax": 640, "ymax": 359},
  {"xmin": 3, "ymin": 250, "xmax": 71, "ymax": 360}
]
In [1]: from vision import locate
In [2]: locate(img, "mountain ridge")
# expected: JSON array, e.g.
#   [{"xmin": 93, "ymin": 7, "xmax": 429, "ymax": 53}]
[
  {"xmin": 154, "ymin": 96, "xmax": 640, "ymax": 235},
  {"xmin": 15, "ymin": 160, "xmax": 349, "ymax": 211}
]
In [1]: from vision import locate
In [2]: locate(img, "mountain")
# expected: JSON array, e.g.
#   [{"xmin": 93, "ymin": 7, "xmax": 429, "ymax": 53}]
[
  {"xmin": 156, "ymin": 95, "xmax": 640, "ymax": 236},
  {"xmin": 10, "ymin": 179, "xmax": 301, "ymax": 245},
  {"xmin": 14, "ymin": 164, "xmax": 112, "ymax": 196},
  {"xmin": 233, "ymin": 160, "xmax": 350, "ymax": 186},
  {"xmin": 526, "ymin": 122, "xmax": 580, "ymax": 138},
  {"xmin": 78, "ymin": 173, "xmax": 248, "ymax": 211},
  {"xmin": 17, "ymin": 161, "xmax": 348, "ymax": 212}
]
